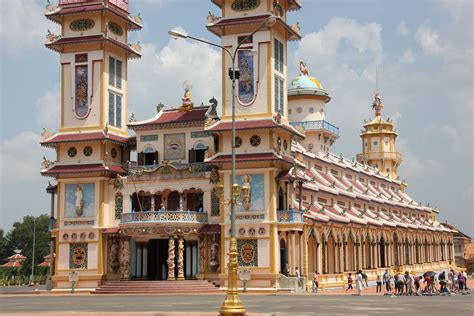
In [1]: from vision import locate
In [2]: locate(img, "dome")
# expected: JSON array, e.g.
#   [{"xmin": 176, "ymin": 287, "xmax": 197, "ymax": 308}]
[{"xmin": 290, "ymin": 75, "xmax": 322, "ymax": 90}]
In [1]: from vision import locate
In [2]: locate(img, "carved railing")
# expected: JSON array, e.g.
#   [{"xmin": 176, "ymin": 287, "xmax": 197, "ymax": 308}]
[
  {"xmin": 121, "ymin": 210, "xmax": 208, "ymax": 224},
  {"xmin": 277, "ymin": 210, "xmax": 304, "ymax": 223},
  {"xmin": 128, "ymin": 162, "xmax": 211, "ymax": 180},
  {"xmin": 290, "ymin": 120, "xmax": 339, "ymax": 135}
]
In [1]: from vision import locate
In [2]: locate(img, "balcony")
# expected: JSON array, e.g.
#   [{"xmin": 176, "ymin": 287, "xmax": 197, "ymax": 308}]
[
  {"xmin": 277, "ymin": 210, "xmax": 305, "ymax": 223},
  {"xmin": 121, "ymin": 210, "xmax": 208, "ymax": 224},
  {"xmin": 128, "ymin": 162, "xmax": 211, "ymax": 180},
  {"xmin": 290, "ymin": 120, "xmax": 339, "ymax": 136},
  {"xmin": 356, "ymin": 152, "xmax": 402, "ymax": 162}
]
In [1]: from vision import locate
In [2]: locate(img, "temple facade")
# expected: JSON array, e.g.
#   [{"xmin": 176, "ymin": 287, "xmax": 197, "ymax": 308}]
[{"xmin": 41, "ymin": 0, "xmax": 457, "ymax": 291}]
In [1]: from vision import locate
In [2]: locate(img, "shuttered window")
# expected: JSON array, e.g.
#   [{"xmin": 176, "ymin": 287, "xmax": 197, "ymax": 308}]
[{"xmin": 109, "ymin": 57, "xmax": 122, "ymax": 89}]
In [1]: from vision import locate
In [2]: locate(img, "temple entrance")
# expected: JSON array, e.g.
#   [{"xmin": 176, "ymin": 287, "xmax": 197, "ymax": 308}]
[
  {"xmin": 147, "ymin": 239, "xmax": 168, "ymax": 280},
  {"xmin": 280, "ymin": 239, "xmax": 288, "ymax": 274},
  {"xmin": 379, "ymin": 237, "xmax": 386, "ymax": 267},
  {"xmin": 184, "ymin": 240, "xmax": 199, "ymax": 279}
]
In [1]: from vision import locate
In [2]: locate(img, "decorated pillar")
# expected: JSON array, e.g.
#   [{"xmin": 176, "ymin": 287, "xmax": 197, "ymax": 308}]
[
  {"xmin": 199, "ymin": 235, "xmax": 207, "ymax": 274},
  {"xmin": 317, "ymin": 242, "xmax": 323, "ymax": 274},
  {"xmin": 120, "ymin": 237, "xmax": 131, "ymax": 280},
  {"xmin": 167, "ymin": 238, "xmax": 176, "ymax": 280},
  {"xmin": 177, "ymin": 238, "xmax": 185, "ymax": 280},
  {"xmin": 357, "ymin": 242, "xmax": 363, "ymax": 270},
  {"xmin": 362, "ymin": 241, "xmax": 367, "ymax": 268},
  {"xmin": 291, "ymin": 232, "xmax": 296, "ymax": 273},
  {"xmin": 344, "ymin": 242, "xmax": 349, "ymax": 271},
  {"xmin": 179, "ymin": 193, "xmax": 184, "ymax": 210},
  {"xmin": 302, "ymin": 230, "xmax": 309, "ymax": 279},
  {"xmin": 339, "ymin": 242, "xmax": 344, "ymax": 272}
]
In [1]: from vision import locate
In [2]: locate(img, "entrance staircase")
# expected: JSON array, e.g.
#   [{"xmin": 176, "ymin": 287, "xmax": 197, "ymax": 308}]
[{"xmin": 91, "ymin": 280, "xmax": 221, "ymax": 294}]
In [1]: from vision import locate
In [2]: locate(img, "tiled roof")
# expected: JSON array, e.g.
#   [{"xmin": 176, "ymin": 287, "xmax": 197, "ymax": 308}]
[
  {"xmin": 42, "ymin": 164, "xmax": 126, "ymax": 176},
  {"xmin": 41, "ymin": 132, "xmax": 131, "ymax": 147},
  {"xmin": 129, "ymin": 107, "xmax": 209, "ymax": 130},
  {"xmin": 206, "ymin": 119, "xmax": 305, "ymax": 138}
]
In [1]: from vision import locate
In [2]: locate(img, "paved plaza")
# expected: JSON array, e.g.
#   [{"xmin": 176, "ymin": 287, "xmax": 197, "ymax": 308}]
[{"xmin": 0, "ymin": 293, "xmax": 473, "ymax": 316}]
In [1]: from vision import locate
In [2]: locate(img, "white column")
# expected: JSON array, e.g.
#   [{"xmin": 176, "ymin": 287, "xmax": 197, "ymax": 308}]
[
  {"xmin": 317, "ymin": 242, "xmax": 323, "ymax": 274},
  {"xmin": 179, "ymin": 193, "xmax": 184, "ymax": 210},
  {"xmin": 151, "ymin": 196, "xmax": 155, "ymax": 211},
  {"xmin": 291, "ymin": 232, "xmax": 296, "ymax": 273}
]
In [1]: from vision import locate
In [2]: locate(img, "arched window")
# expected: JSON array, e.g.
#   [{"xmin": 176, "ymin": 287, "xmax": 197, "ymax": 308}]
[
  {"xmin": 115, "ymin": 192, "xmax": 123, "ymax": 219},
  {"xmin": 189, "ymin": 142, "xmax": 208, "ymax": 163},
  {"xmin": 138, "ymin": 145, "xmax": 158, "ymax": 166}
]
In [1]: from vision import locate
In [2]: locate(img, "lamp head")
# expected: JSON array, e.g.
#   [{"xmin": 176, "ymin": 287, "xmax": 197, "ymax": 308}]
[{"xmin": 168, "ymin": 30, "xmax": 188, "ymax": 39}]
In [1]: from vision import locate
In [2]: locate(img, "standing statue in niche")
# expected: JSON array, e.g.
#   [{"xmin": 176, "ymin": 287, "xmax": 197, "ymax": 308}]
[
  {"xmin": 241, "ymin": 175, "xmax": 252, "ymax": 211},
  {"xmin": 208, "ymin": 242, "xmax": 220, "ymax": 272},
  {"xmin": 167, "ymin": 238, "xmax": 176, "ymax": 280},
  {"xmin": 109, "ymin": 238, "xmax": 120, "ymax": 273},
  {"xmin": 74, "ymin": 184, "xmax": 84, "ymax": 217}
]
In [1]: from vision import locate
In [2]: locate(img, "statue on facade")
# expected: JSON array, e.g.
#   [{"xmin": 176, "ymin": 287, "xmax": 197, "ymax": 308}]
[
  {"xmin": 180, "ymin": 83, "xmax": 194, "ymax": 112},
  {"xmin": 74, "ymin": 184, "xmax": 84, "ymax": 217},
  {"xmin": 209, "ymin": 242, "xmax": 219, "ymax": 272},
  {"xmin": 299, "ymin": 60, "xmax": 309, "ymax": 76},
  {"xmin": 241, "ymin": 175, "xmax": 252, "ymax": 211},
  {"xmin": 109, "ymin": 238, "xmax": 120, "ymax": 273},
  {"xmin": 167, "ymin": 239, "xmax": 175, "ymax": 280},
  {"xmin": 120, "ymin": 238, "xmax": 130, "ymax": 279},
  {"xmin": 206, "ymin": 11, "xmax": 220, "ymax": 25}
]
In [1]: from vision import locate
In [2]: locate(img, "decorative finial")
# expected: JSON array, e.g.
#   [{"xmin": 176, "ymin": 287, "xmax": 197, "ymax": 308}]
[
  {"xmin": 372, "ymin": 93, "xmax": 384, "ymax": 117},
  {"xmin": 156, "ymin": 102, "xmax": 165, "ymax": 113},
  {"xmin": 180, "ymin": 81, "xmax": 194, "ymax": 112},
  {"xmin": 299, "ymin": 61, "xmax": 309, "ymax": 76},
  {"xmin": 129, "ymin": 113, "xmax": 136, "ymax": 122}
]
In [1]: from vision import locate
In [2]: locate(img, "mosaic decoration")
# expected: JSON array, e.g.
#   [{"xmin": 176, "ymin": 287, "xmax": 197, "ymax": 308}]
[
  {"xmin": 75, "ymin": 54, "xmax": 88, "ymax": 63},
  {"xmin": 258, "ymin": 227, "xmax": 266, "ymax": 235},
  {"xmin": 83, "ymin": 146, "xmax": 93, "ymax": 156},
  {"xmin": 232, "ymin": 0, "xmax": 260, "ymax": 11},
  {"xmin": 108, "ymin": 21, "xmax": 123, "ymax": 36},
  {"xmin": 250, "ymin": 135, "xmax": 261, "ymax": 147},
  {"xmin": 236, "ymin": 174, "xmax": 264, "ymax": 212},
  {"xmin": 68, "ymin": 147, "xmax": 77, "ymax": 157},
  {"xmin": 69, "ymin": 243, "xmax": 88, "ymax": 270},
  {"xmin": 236, "ymin": 214, "xmax": 265, "ymax": 220},
  {"xmin": 211, "ymin": 190, "xmax": 220, "ymax": 216},
  {"xmin": 237, "ymin": 239, "xmax": 258, "ymax": 267},
  {"xmin": 164, "ymin": 133, "xmax": 185, "ymax": 160},
  {"xmin": 115, "ymin": 192, "xmax": 123, "ymax": 219},
  {"xmin": 248, "ymin": 228, "xmax": 256, "ymax": 236},
  {"xmin": 70, "ymin": 19, "xmax": 95, "ymax": 32},
  {"xmin": 75, "ymin": 65, "xmax": 89, "ymax": 118},
  {"xmin": 64, "ymin": 220, "xmax": 94, "ymax": 226},
  {"xmin": 140, "ymin": 134, "xmax": 158, "ymax": 142},
  {"xmin": 65, "ymin": 183, "xmax": 95, "ymax": 218},
  {"xmin": 191, "ymin": 131, "xmax": 209, "ymax": 138},
  {"xmin": 238, "ymin": 50, "xmax": 255, "ymax": 105}
]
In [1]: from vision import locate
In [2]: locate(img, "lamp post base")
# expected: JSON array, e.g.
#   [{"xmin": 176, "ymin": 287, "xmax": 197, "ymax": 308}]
[{"xmin": 219, "ymin": 238, "xmax": 245, "ymax": 316}]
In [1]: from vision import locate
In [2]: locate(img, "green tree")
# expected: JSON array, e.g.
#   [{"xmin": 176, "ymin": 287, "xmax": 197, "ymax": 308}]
[{"xmin": 4, "ymin": 215, "xmax": 50, "ymax": 279}]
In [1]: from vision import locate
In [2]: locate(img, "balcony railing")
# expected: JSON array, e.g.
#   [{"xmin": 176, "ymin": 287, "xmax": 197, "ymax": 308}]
[
  {"xmin": 128, "ymin": 162, "xmax": 211, "ymax": 179},
  {"xmin": 277, "ymin": 210, "xmax": 305, "ymax": 223},
  {"xmin": 356, "ymin": 152, "xmax": 402, "ymax": 162},
  {"xmin": 121, "ymin": 210, "xmax": 208, "ymax": 224},
  {"xmin": 290, "ymin": 120, "xmax": 339, "ymax": 136}
]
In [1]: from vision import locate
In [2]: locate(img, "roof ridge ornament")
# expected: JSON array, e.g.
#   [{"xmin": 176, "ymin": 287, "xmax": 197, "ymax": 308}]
[{"xmin": 299, "ymin": 60, "xmax": 309, "ymax": 76}]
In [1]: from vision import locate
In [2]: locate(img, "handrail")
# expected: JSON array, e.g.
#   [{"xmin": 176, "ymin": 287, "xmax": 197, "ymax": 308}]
[
  {"xmin": 290, "ymin": 120, "xmax": 339, "ymax": 135},
  {"xmin": 121, "ymin": 210, "xmax": 208, "ymax": 224}
]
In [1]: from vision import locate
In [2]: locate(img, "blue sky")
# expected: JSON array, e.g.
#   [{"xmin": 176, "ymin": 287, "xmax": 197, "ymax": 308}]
[{"xmin": 0, "ymin": 0, "xmax": 472, "ymax": 236}]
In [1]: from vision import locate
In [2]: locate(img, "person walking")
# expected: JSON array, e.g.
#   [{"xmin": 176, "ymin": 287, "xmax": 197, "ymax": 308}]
[
  {"xmin": 383, "ymin": 270, "xmax": 392, "ymax": 294},
  {"xmin": 313, "ymin": 271, "xmax": 319, "ymax": 293},
  {"xmin": 295, "ymin": 267, "xmax": 301, "ymax": 289},
  {"xmin": 462, "ymin": 271, "xmax": 469, "ymax": 290},
  {"xmin": 397, "ymin": 272, "xmax": 405, "ymax": 295},
  {"xmin": 439, "ymin": 271, "xmax": 447, "ymax": 293},
  {"xmin": 414, "ymin": 274, "xmax": 421, "ymax": 294},
  {"xmin": 346, "ymin": 273, "xmax": 353, "ymax": 292},
  {"xmin": 357, "ymin": 270, "xmax": 364, "ymax": 296},
  {"xmin": 376, "ymin": 274, "xmax": 382, "ymax": 293},
  {"xmin": 458, "ymin": 272, "xmax": 465, "ymax": 291}
]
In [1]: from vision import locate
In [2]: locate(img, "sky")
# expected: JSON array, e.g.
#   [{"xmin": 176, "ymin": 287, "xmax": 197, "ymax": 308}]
[{"xmin": 0, "ymin": 0, "xmax": 472, "ymax": 236}]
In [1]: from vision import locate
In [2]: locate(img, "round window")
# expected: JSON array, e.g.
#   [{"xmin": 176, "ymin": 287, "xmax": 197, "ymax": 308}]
[
  {"xmin": 250, "ymin": 135, "xmax": 261, "ymax": 147},
  {"xmin": 108, "ymin": 21, "xmax": 123, "ymax": 36},
  {"xmin": 68, "ymin": 147, "xmax": 77, "ymax": 158},
  {"xmin": 83, "ymin": 146, "xmax": 93, "ymax": 156},
  {"xmin": 309, "ymin": 107, "xmax": 315, "ymax": 114},
  {"xmin": 70, "ymin": 19, "xmax": 95, "ymax": 32},
  {"xmin": 111, "ymin": 148, "xmax": 117, "ymax": 158},
  {"xmin": 283, "ymin": 139, "xmax": 288, "ymax": 150},
  {"xmin": 296, "ymin": 107, "xmax": 302, "ymax": 114},
  {"xmin": 235, "ymin": 137, "xmax": 242, "ymax": 148}
]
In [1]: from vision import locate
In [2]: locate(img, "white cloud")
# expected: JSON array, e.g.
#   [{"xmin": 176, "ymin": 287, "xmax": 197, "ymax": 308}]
[
  {"xmin": 0, "ymin": 0, "xmax": 58, "ymax": 55},
  {"xmin": 415, "ymin": 26, "xmax": 445, "ymax": 55},
  {"xmin": 128, "ymin": 30, "xmax": 221, "ymax": 120},
  {"xmin": 35, "ymin": 85, "xmax": 60, "ymax": 131},
  {"xmin": 399, "ymin": 48, "xmax": 416, "ymax": 64},
  {"xmin": 396, "ymin": 21, "xmax": 409, "ymax": 36}
]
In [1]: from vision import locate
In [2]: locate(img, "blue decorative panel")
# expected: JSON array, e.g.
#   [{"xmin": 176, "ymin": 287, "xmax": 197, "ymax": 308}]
[
  {"xmin": 238, "ymin": 50, "xmax": 255, "ymax": 104},
  {"xmin": 70, "ymin": 243, "xmax": 88, "ymax": 270},
  {"xmin": 237, "ymin": 239, "xmax": 258, "ymax": 267},
  {"xmin": 164, "ymin": 133, "xmax": 185, "ymax": 160},
  {"xmin": 140, "ymin": 134, "xmax": 158, "ymax": 142},
  {"xmin": 191, "ymin": 131, "xmax": 209, "ymax": 138},
  {"xmin": 65, "ymin": 183, "xmax": 95, "ymax": 218},
  {"xmin": 75, "ymin": 65, "xmax": 89, "ymax": 118},
  {"xmin": 236, "ymin": 174, "xmax": 264, "ymax": 212}
]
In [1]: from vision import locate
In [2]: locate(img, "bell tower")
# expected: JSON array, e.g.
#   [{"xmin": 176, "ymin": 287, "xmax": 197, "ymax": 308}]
[
  {"xmin": 357, "ymin": 93, "xmax": 403, "ymax": 179},
  {"xmin": 208, "ymin": 0, "xmax": 302, "ymax": 121},
  {"xmin": 42, "ymin": 0, "xmax": 142, "ymax": 289}
]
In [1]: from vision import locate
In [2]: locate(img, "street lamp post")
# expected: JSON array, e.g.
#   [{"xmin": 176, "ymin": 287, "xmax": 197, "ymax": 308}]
[
  {"xmin": 169, "ymin": 15, "xmax": 276, "ymax": 316},
  {"xmin": 30, "ymin": 217, "xmax": 36, "ymax": 285}
]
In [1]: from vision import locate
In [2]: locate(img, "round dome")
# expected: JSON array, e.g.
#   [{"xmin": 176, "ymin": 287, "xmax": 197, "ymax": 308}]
[{"xmin": 290, "ymin": 75, "xmax": 322, "ymax": 90}]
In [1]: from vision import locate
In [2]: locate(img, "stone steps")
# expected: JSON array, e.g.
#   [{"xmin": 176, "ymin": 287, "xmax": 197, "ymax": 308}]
[{"xmin": 92, "ymin": 280, "xmax": 221, "ymax": 294}]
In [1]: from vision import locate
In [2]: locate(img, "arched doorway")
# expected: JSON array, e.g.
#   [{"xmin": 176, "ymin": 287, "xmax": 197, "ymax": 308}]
[
  {"xmin": 379, "ymin": 237, "xmax": 386, "ymax": 267},
  {"xmin": 327, "ymin": 233, "xmax": 336, "ymax": 274},
  {"xmin": 278, "ymin": 187, "xmax": 284, "ymax": 210},
  {"xmin": 167, "ymin": 191, "xmax": 180, "ymax": 211},
  {"xmin": 280, "ymin": 238, "xmax": 288, "ymax": 275}
]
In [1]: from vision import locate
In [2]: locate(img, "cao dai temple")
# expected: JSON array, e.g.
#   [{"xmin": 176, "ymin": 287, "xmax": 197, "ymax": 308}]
[{"xmin": 41, "ymin": 0, "xmax": 458, "ymax": 292}]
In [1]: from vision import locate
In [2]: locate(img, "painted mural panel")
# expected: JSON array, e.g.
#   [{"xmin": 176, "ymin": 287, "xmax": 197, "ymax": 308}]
[
  {"xmin": 65, "ymin": 183, "xmax": 95, "ymax": 218},
  {"xmin": 236, "ymin": 174, "xmax": 264, "ymax": 212},
  {"xmin": 69, "ymin": 243, "xmax": 88, "ymax": 270},
  {"xmin": 164, "ymin": 133, "xmax": 186, "ymax": 160},
  {"xmin": 238, "ymin": 50, "xmax": 255, "ymax": 105},
  {"xmin": 237, "ymin": 239, "xmax": 258, "ymax": 267},
  {"xmin": 75, "ymin": 65, "xmax": 89, "ymax": 118}
]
